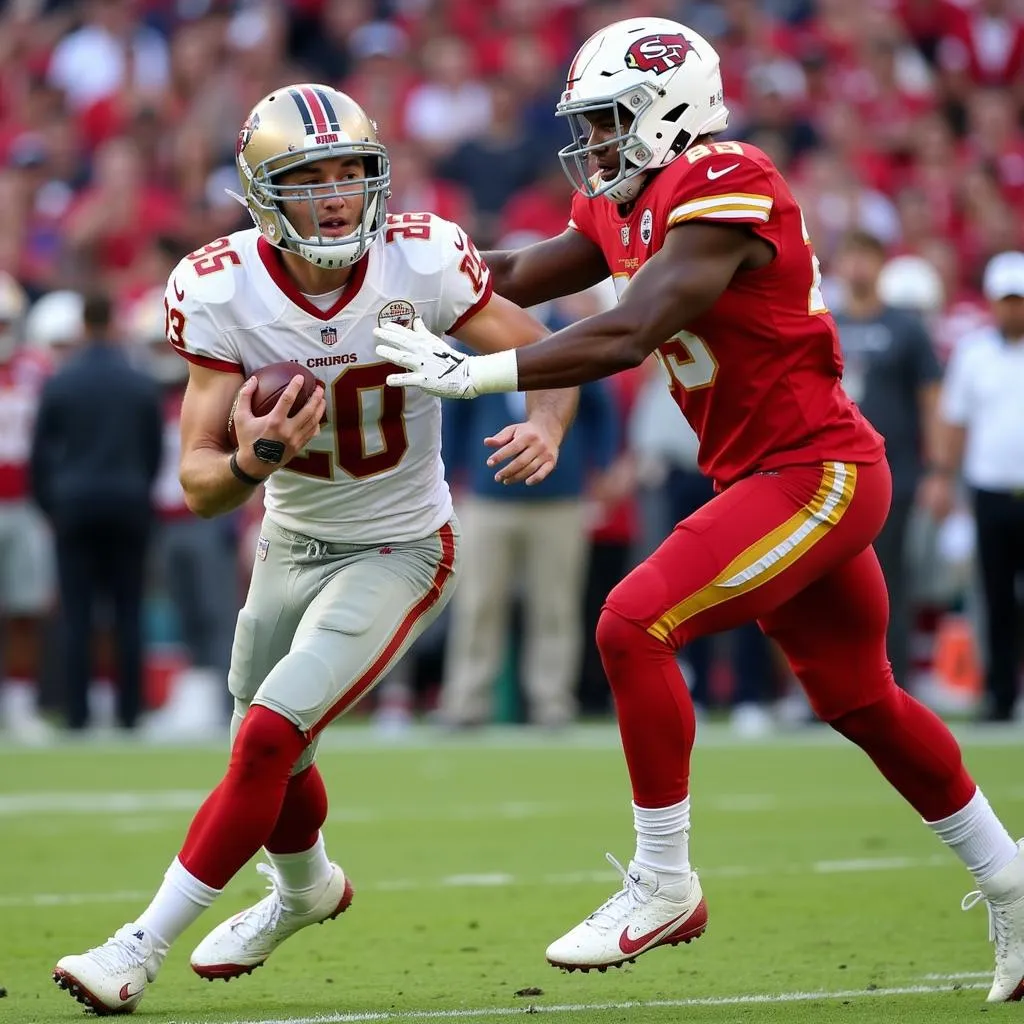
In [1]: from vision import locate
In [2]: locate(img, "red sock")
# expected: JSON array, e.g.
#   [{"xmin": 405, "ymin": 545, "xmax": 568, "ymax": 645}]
[
  {"xmin": 179, "ymin": 706, "xmax": 308, "ymax": 888},
  {"xmin": 597, "ymin": 606, "xmax": 695, "ymax": 807},
  {"xmin": 266, "ymin": 765, "xmax": 328, "ymax": 854},
  {"xmin": 830, "ymin": 686, "xmax": 975, "ymax": 821}
]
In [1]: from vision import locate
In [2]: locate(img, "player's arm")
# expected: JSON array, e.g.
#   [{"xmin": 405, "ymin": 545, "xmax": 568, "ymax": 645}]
[
  {"xmin": 482, "ymin": 228, "xmax": 610, "ymax": 308},
  {"xmin": 453, "ymin": 293, "xmax": 578, "ymax": 485},
  {"xmin": 378, "ymin": 223, "xmax": 759, "ymax": 396},
  {"xmin": 453, "ymin": 291, "xmax": 579, "ymax": 434},
  {"xmin": 178, "ymin": 364, "xmax": 325, "ymax": 518},
  {"xmin": 508, "ymin": 222, "xmax": 757, "ymax": 389}
]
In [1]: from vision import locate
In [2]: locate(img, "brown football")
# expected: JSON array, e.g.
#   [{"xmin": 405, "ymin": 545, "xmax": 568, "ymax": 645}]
[{"xmin": 228, "ymin": 362, "xmax": 319, "ymax": 446}]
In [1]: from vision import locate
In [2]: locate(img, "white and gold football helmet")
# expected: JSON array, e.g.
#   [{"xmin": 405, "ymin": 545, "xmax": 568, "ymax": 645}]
[
  {"xmin": 557, "ymin": 18, "xmax": 730, "ymax": 203},
  {"xmin": 235, "ymin": 84, "xmax": 390, "ymax": 269},
  {"xmin": 0, "ymin": 272, "xmax": 27, "ymax": 362}
]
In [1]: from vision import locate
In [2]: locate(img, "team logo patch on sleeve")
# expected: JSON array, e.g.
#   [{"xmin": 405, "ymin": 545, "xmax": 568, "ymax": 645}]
[
  {"xmin": 320, "ymin": 326, "xmax": 339, "ymax": 347},
  {"xmin": 625, "ymin": 35, "xmax": 696, "ymax": 75},
  {"xmin": 377, "ymin": 299, "xmax": 416, "ymax": 329}
]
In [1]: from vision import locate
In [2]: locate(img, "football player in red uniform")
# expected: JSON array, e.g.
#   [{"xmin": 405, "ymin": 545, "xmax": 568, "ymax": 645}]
[{"xmin": 376, "ymin": 17, "xmax": 1024, "ymax": 1000}]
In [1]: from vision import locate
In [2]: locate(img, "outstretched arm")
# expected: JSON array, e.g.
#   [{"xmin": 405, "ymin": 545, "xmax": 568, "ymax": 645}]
[
  {"xmin": 512, "ymin": 223, "xmax": 753, "ymax": 389},
  {"xmin": 377, "ymin": 223, "xmax": 762, "ymax": 397},
  {"xmin": 482, "ymin": 228, "xmax": 610, "ymax": 309}
]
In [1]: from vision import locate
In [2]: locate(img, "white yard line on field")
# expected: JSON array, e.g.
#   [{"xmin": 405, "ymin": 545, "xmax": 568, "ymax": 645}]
[
  {"xmin": 0, "ymin": 851, "xmax": 960, "ymax": 909},
  {"xmin": 178, "ymin": 983, "xmax": 989, "ymax": 1024},
  {"xmin": 0, "ymin": 719, "xmax": 1022, "ymax": 756}
]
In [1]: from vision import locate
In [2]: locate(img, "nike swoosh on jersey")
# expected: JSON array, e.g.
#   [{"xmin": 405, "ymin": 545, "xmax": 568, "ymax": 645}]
[
  {"xmin": 706, "ymin": 163, "xmax": 741, "ymax": 180},
  {"xmin": 173, "ymin": 279, "xmax": 185, "ymax": 302},
  {"xmin": 618, "ymin": 909, "xmax": 694, "ymax": 955}
]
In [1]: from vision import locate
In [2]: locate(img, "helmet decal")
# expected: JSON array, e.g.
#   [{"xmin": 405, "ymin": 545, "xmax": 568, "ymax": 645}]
[
  {"xmin": 288, "ymin": 86, "xmax": 343, "ymax": 143},
  {"xmin": 624, "ymin": 34, "xmax": 697, "ymax": 75},
  {"xmin": 236, "ymin": 111, "xmax": 260, "ymax": 157}
]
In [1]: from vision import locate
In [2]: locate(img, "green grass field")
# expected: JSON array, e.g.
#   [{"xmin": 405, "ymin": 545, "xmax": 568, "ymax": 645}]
[{"xmin": 2, "ymin": 723, "xmax": 1022, "ymax": 1023}]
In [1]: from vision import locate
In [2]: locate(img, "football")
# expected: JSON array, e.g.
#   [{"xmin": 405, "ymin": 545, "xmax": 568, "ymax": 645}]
[{"xmin": 228, "ymin": 361, "xmax": 319, "ymax": 445}]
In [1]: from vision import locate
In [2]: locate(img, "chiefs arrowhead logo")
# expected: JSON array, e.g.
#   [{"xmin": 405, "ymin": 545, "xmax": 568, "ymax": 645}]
[
  {"xmin": 236, "ymin": 111, "xmax": 260, "ymax": 157},
  {"xmin": 625, "ymin": 34, "xmax": 696, "ymax": 75}
]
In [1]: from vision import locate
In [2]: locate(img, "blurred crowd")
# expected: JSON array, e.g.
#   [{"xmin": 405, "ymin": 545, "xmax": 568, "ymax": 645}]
[{"xmin": 0, "ymin": 0, "xmax": 1021, "ymax": 742}]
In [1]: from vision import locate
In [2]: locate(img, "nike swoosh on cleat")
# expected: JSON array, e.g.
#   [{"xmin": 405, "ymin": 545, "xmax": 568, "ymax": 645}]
[
  {"xmin": 618, "ymin": 910, "xmax": 694, "ymax": 955},
  {"xmin": 706, "ymin": 163, "xmax": 740, "ymax": 180},
  {"xmin": 119, "ymin": 982, "xmax": 142, "ymax": 1001}
]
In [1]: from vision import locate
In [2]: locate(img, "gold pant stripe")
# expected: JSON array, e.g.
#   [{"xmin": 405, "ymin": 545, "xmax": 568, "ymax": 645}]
[{"xmin": 647, "ymin": 462, "xmax": 858, "ymax": 643}]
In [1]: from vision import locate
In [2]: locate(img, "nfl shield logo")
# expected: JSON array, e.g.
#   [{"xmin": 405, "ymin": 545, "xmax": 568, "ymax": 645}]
[
  {"xmin": 320, "ymin": 326, "xmax": 338, "ymax": 347},
  {"xmin": 256, "ymin": 536, "xmax": 269, "ymax": 561},
  {"xmin": 620, "ymin": 225, "xmax": 630, "ymax": 247}
]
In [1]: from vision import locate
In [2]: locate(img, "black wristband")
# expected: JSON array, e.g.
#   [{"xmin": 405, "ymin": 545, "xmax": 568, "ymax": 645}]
[
  {"xmin": 229, "ymin": 450, "xmax": 263, "ymax": 487},
  {"xmin": 253, "ymin": 438, "xmax": 287, "ymax": 464}
]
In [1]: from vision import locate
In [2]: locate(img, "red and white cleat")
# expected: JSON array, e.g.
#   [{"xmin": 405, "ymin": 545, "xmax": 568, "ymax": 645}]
[
  {"xmin": 546, "ymin": 854, "xmax": 707, "ymax": 972},
  {"xmin": 53, "ymin": 924, "xmax": 159, "ymax": 1015},
  {"xmin": 190, "ymin": 862, "xmax": 353, "ymax": 981},
  {"xmin": 963, "ymin": 840, "xmax": 1024, "ymax": 1002}
]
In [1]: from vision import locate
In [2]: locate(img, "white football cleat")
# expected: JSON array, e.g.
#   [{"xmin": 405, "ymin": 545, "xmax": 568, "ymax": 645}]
[
  {"xmin": 53, "ymin": 924, "xmax": 160, "ymax": 1015},
  {"xmin": 546, "ymin": 854, "xmax": 707, "ymax": 972},
  {"xmin": 191, "ymin": 861, "xmax": 353, "ymax": 980},
  {"xmin": 963, "ymin": 840, "xmax": 1024, "ymax": 1002}
]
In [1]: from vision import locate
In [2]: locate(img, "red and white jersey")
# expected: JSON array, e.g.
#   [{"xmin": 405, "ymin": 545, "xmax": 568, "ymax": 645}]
[
  {"xmin": 0, "ymin": 349, "xmax": 51, "ymax": 501},
  {"xmin": 569, "ymin": 141, "xmax": 884, "ymax": 487},
  {"xmin": 166, "ymin": 215, "xmax": 492, "ymax": 544}
]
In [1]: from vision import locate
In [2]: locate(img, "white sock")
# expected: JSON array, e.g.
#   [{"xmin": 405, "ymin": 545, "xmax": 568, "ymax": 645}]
[
  {"xmin": 633, "ymin": 798, "xmax": 691, "ymax": 877},
  {"xmin": 266, "ymin": 832, "xmax": 333, "ymax": 912},
  {"xmin": 134, "ymin": 858, "xmax": 221, "ymax": 960},
  {"xmin": 927, "ymin": 788, "xmax": 1019, "ymax": 886}
]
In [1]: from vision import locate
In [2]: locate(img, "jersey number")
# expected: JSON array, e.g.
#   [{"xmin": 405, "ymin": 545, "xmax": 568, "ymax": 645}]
[
  {"xmin": 800, "ymin": 213, "xmax": 827, "ymax": 315},
  {"xmin": 186, "ymin": 237, "xmax": 241, "ymax": 277},
  {"xmin": 287, "ymin": 363, "xmax": 408, "ymax": 481},
  {"xmin": 657, "ymin": 331, "xmax": 718, "ymax": 392}
]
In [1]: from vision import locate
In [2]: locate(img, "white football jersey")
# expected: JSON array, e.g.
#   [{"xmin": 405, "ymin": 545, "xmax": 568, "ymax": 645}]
[{"xmin": 165, "ymin": 213, "xmax": 492, "ymax": 544}]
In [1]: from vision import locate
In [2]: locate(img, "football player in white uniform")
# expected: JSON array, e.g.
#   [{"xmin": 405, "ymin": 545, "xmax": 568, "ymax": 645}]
[{"xmin": 53, "ymin": 84, "xmax": 576, "ymax": 1015}]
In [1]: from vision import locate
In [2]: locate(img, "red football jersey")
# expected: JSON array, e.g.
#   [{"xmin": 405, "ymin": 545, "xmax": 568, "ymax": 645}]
[
  {"xmin": 0, "ymin": 348, "xmax": 51, "ymax": 500},
  {"xmin": 569, "ymin": 141, "xmax": 884, "ymax": 487}
]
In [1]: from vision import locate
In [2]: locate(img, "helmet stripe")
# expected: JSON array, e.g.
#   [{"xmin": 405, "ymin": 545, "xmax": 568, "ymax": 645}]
[
  {"xmin": 289, "ymin": 89, "xmax": 314, "ymax": 133},
  {"xmin": 314, "ymin": 88, "xmax": 342, "ymax": 132},
  {"xmin": 299, "ymin": 85, "xmax": 329, "ymax": 134}
]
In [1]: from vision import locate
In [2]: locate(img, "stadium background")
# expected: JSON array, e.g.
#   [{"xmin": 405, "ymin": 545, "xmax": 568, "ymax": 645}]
[
  {"xmin": 0, "ymin": 0, "xmax": 1021, "ymax": 732},
  {"xmin": 2, "ymin": 3, "xmax": 1024, "ymax": 1024}
]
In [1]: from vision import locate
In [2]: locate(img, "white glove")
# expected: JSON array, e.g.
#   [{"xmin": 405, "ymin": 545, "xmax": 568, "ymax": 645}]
[{"xmin": 374, "ymin": 317, "xmax": 518, "ymax": 400}]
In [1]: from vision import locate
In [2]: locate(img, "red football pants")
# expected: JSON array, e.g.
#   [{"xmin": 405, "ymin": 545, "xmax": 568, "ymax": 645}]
[{"xmin": 598, "ymin": 459, "xmax": 973, "ymax": 819}]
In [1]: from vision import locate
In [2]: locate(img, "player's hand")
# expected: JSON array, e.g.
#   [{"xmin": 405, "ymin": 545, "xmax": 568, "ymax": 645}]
[
  {"xmin": 918, "ymin": 471, "xmax": 956, "ymax": 522},
  {"xmin": 485, "ymin": 416, "xmax": 562, "ymax": 486},
  {"xmin": 375, "ymin": 318, "xmax": 481, "ymax": 399},
  {"xmin": 232, "ymin": 374, "xmax": 326, "ymax": 476}
]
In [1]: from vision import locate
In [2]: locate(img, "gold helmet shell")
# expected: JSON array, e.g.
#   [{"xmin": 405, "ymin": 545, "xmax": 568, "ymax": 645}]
[{"xmin": 235, "ymin": 84, "xmax": 390, "ymax": 269}]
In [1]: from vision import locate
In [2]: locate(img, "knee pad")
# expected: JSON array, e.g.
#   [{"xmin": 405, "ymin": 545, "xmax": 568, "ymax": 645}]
[{"xmin": 253, "ymin": 648, "xmax": 337, "ymax": 732}]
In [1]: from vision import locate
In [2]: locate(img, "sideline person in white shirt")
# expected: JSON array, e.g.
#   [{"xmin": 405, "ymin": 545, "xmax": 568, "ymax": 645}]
[{"xmin": 924, "ymin": 251, "xmax": 1024, "ymax": 721}]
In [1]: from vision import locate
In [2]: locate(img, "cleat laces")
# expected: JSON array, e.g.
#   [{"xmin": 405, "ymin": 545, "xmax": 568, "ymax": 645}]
[
  {"xmin": 228, "ymin": 864, "xmax": 284, "ymax": 942},
  {"xmin": 82, "ymin": 930, "xmax": 147, "ymax": 974},
  {"xmin": 586, "ymin": 854, "xmax": 648, "ymax": 931},
  {"xmin": 963, "ymin": 889, "xmax": 1010, "ymax": 962}
]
